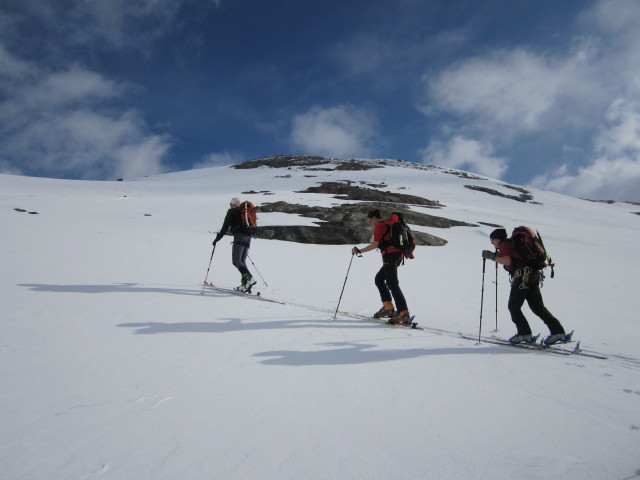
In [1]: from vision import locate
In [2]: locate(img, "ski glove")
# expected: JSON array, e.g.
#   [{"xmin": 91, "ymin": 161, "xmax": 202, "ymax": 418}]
[
  {"xmin": 482, "ymin": 250, "xmax": 496, "ymax": 261},
  {"xmin": 212, "ymin": 238, "xmax": 219, "ymax": 246}
]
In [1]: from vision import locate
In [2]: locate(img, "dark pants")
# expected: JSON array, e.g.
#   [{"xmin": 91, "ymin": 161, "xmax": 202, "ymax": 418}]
[
  {"xmin": 508, "ymin": 272, "xmax": 564, "ymax": 335},
  {"xmin": 375, "ymin": 252, "xmax": 408, "ymax": 312},
  {"xmin": 232, "ymin": 233, "xmax": 251, "ymax": 277}
]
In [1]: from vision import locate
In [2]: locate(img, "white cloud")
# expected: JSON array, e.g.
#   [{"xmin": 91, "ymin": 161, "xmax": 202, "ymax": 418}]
[
  {"xmin": 0, "ymin": 1, "xmax": 220, "ymax": 179},
  {"xmin": 579, "ymin": 0, "xmax": 640, "ymax": 35},
  {"xmin": 420, "ymin": 136, "xmax": 507, "ymax": 178},
  {"xmin": 290, "ymin": 105, "xmax": 378, "ymax": 158},
  {"xmin": 0, "ymin": 44, "xmax": 38, "ymax": 83},
  {"xmin": 193, "ymin": 151, "xmax": 244, "ymax": 169},
  {"xmin": 531, "ymin": 99, "xmax": 640, "ymax": 201},
  {"xmin": 20, "ymin": 66, "xmax": 126, "ymax": 112},
  {"xmin": 113, "ymin": 134, "xmax": 172, "ymax": 180},
  {"xmin": 420, "ymin": 0, "xmax": 640, "ymax": 201},
  {"xmin": 425, "ymin": 47, "xmax": 598, "ymax": 136},
  {"xmin": 0, "ymin": 63, "xmax": 172, "ymax": 180},
  {"xmin": 6, "ymin": 1, "xmax": 200, "ymax": 52},
  {"xmin": 0, "ymin": 158, "xmax": 23, "ymax": 175},
  {"xmin": 578, "ymin": 0, "xmax": 640, "ymax": 94}
]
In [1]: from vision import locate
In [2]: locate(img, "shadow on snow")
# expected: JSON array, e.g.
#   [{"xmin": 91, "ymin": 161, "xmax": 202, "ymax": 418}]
[{"xmin": 17, "ymin": 281, "xmax": 534, "ymax": 365}]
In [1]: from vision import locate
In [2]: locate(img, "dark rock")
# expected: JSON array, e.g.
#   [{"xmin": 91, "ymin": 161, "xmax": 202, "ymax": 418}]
[
  {"xmin": 256, "ymin": 201, "xmax": 475, "ymax": 246},
  {"xmin": 465, "ymin": 185, "xmax": 534, "ymax": 203},
  {"xmin": 297, "ymin": 181, "xmax": 442, "ymax": 208},
  {"xmin": 232, "ymin": 155, "xmax": 383, "ymax": 171}
]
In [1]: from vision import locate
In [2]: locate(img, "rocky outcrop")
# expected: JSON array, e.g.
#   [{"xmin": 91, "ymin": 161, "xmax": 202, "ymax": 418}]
[
  {"xmin": 297, "ymin": 182, "xmax": 442, "ymax": 208},
  {"xmin": 231, "ymin": 155, "xmax": 430, "ymax": 172},
  {"xmin": 229, "ymin": 156, "xmax": 477, "ymax": 246},
  {"xmin": 256, "ymin": 201, "xmax": 475, "ymax": 246},
  {"xmin": 464, "ymin": 185, "xmax": 535, "ymax": 203}
]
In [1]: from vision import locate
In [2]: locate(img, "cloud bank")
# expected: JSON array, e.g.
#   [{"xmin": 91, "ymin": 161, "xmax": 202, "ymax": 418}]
[
  {"xmin": 0, "ymin": 1, "xmax": 212, "ymax": 180},
  {"xmin": 421, "ymin": 136, "xmax": 507, "ymax": 179},
  {"xmin": 290, "ymin": 105, "xmax": 378, "ymax": 159},
  {"xmin": 421, "ymin": 0, "xmax": 640, "ymax": 200},
  {"xmin": 0, "ymin": 60, "xmax": 172, "ymax": 180},
  {"xmin": 531, "ymin": 99, "xmax": 640, "ymax": 200}
]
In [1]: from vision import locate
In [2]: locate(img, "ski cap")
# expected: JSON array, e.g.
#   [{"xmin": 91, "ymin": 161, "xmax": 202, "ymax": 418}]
[
  {"xmin": 230, "ymin": 197, "xmax": 241, "ymax": 207},
  {"xmin": 490, "ymin": 228, "xmax": 507, "ymax": 240}
]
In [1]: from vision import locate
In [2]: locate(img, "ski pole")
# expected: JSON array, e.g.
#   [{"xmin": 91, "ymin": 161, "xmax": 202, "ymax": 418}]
[
  {"xmin": 201, "ymin": 243, "xmax": 216, "ymax": 294},
  {"xmin": 478, "ymin": 256, "xmax": 486, "ymax": 343},
  {"xmin": 247, "ymin": 254, "xmax": 268, "ymax": 286},
  {"xmin": 333, "ymin": 250, "xmax": 360, "ymax": 321},
  {"xmin": 494, "ymin": 260, "xmax": 499, "ymax": 332}
]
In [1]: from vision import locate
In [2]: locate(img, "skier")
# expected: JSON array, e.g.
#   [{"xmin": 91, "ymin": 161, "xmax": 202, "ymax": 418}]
[
  {"xmin": 212, "ymin": 197, "xmax": 257, "ymax": 292},
  {"xmin": 351, "ymin": 209, "xmax": 411, "ymax": 324},
  {"xmin": 482, "ymin": 228, "xmax": 567, "ymax": 345}
]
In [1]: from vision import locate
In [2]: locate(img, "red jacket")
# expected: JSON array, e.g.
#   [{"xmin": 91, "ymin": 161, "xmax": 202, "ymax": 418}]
[
  {"xmin": 497, "ymin": 239, "xmax": 523, "ymax": 274},
  {"xmin": 374, "ymin": 215, "xmax": 403, "ymax": 255}
]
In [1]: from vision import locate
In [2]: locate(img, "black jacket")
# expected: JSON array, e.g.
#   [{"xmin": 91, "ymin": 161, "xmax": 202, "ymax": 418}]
[{"xmin": 214, "ymin": 207, "xmax": 242, "ymax": 242}]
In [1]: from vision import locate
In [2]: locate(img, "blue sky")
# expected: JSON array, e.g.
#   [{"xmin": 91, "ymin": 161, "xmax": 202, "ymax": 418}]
[{"xmin": 1, "ymin": 0, "xmax": 639, "ymax": 201}]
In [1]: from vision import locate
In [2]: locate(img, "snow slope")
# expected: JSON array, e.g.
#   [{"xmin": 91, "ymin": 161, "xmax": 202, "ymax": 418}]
[{"xmin": 2, "ymin": 160, "xmax": 639, "ymax": 480}]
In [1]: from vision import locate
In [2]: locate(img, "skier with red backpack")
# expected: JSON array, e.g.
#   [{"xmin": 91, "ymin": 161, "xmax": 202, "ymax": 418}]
[
  {"xmin": 482, "ymin": 227, "xmax": 569, "ymax": 346},
  {"xmin": 351, "ymin": 209, "xmax": 415, "ymax": 325},
  {"xmin": 212, "ymin": 197, "xmax": 258, "ymax": 292}
]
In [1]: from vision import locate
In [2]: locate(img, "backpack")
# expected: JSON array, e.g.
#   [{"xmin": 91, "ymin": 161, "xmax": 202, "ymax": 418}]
[
  {"xmin": 239, "ymin": 201, "xmax": 258, "ymax": 235},
  {"xmin": 511, "ymin": 226, "xmax": 554, "ymax": 277},
  {"xmin": 380, "ymin": 212, "xmax": 416, "ymax": 261}
]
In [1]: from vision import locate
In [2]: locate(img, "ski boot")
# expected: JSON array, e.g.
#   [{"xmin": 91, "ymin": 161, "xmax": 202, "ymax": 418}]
[
  {"xmin": 544, "ymin": 331, "xmax": 571, "ymax": 346},
  {"xmin": 373, "ymin": 301, "xmax": 395, "ymax": 318},
  {"xmin": 234, "ymin": 274, "xmax": 248, "ymax": 293},
  {"xmin": 237, "ymin": 273, "xmax": 257, "ymax": 293},
  {"xmin": 388, "ymin": 310, "xmax": 411, "ymax": 325},
  {"xmin": 508, "ymin": 333, "xmax": 538, "ymax": 344}
]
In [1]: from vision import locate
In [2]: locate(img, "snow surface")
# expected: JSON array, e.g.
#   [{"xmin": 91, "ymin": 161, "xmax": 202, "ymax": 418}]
[{"xmin": 2, "ymin": 162, "xmax": 639, "ymax": 480}]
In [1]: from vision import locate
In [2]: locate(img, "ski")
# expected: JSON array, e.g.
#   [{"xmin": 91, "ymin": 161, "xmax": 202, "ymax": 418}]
[
  {"xmin": 459, "ymin": 332, "xmax": 607, "ymax": 359},
  {"xmin": 336, "ymin": 311, "xmax": 423, "ymax": 330},
  {"xmin": 459, "ymin": 332, "xmax": 572, "ymax": 356},
  {"xmin": 202, "ymin": 282, "xmax": 285, "ymax": 304},
  {"xmin": 540, "ymin": 339, "xmax": 607, "ymax": 359},
  {"xmin": 498, "ymin": 330, "xmax": 606, "ymax": 358}
]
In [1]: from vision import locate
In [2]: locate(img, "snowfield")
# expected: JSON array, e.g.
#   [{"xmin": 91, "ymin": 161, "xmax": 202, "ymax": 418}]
[{"xmin": 2, "ymin": 160, "xmax": 639, "ymax": 480}]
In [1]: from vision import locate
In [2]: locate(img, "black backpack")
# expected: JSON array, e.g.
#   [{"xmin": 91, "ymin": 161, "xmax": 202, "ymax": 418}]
[
  {"xmin": 511, "ymin": 226, "xmax": 554, "ymax": 277},
  {"xmin": 381, "ymin": 212, "xmax": 416, "ymax": 261}
]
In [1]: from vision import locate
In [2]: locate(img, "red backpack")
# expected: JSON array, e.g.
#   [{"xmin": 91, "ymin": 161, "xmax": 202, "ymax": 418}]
[
  {"xmin": 239, "ymin": 201, "xmax": 258, "ymax": 234},
  {"xmin": 511, "ymin": 226, "xmax": 554, "ymax": 277}
]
